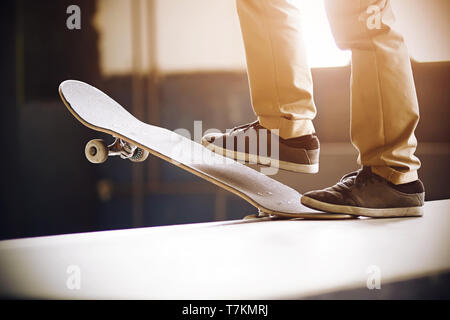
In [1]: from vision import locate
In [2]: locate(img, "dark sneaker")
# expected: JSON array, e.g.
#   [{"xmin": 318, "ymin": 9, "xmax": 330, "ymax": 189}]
[
  {"xmin": 301, "ymin": 166, "xmax": 425, "ymax": 218},
  {"xmin": 201, "ymin": 120, "xmax": 319, "ymax": 173}
]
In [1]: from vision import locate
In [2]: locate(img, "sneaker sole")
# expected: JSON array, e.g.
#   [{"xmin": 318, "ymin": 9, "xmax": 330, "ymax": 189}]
[
  {"xmin": 301, "ymin": 195, "xmax": 424, "ymax": 218},
  {"xmin": 202, "ymin": 140, "xmax": 319, "ymax": 174}
]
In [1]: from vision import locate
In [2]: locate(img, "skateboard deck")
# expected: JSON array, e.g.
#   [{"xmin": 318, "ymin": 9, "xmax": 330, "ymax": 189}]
[{"xmin": 59, "ymin": 80, "xmax": 352, "ymax": 219}]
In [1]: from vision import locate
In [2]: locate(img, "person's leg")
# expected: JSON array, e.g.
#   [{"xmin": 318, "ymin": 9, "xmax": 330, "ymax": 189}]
[
  {"xmin": 325, "ymin": 0, "xmax": 420, "ymax": 184},
  {"xmin": 235, "ymin": 0, "xmax": 316, "ymax": 139},
  {"xmin": 301, "ymin": 0, "xmax": 424, "ymax": 217},
  {"xmin": 202, "ymin": 0, "xmax": 319, "ymax": 173}
]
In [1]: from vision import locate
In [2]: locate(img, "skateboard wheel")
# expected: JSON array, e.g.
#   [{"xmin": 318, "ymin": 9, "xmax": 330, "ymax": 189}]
[
  {"xmin": 130, "ymin": 148, "xmax": 149, "ymax": 162},
  {"xmin": 85, "ymin": 139, "xmax": 108, "ymax": 164}
]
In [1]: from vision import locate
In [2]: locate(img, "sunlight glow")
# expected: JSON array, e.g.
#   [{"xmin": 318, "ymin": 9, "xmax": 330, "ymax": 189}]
[
  {"xmin": 296, "ymin": 0, "xmax": 351, "ymax": 68},
  {"xmin": 94, "ymin": 0, "xmax": 447, "ymax": 76}
]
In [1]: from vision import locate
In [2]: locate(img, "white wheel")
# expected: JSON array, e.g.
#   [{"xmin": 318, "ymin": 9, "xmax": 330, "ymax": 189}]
[
  {"xmin": 243, "ymin": 214, "xmax": 260, "ymax": 220},
  {"xmin": 130, "ymin": 148, "xmax": 149, "ymax": 163},
  {"xmin": 85, "ymin": 139, "xmax": 108, "ymax": 164}
]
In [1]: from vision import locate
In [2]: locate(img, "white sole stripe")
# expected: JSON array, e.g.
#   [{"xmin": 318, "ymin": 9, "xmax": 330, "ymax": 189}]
[{"xmin": 301, "ymin": 196, "xmax": 424, "ymax": 218}]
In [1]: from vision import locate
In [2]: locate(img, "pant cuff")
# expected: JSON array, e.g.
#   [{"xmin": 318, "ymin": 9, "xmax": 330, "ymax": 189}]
[
  {"xmin": 371, "ymin": 166, "xmax": 419, "ymax": 185},
  {"xmin": 258, "ymin": 116, "xmax": 315, "ymax": 139}
]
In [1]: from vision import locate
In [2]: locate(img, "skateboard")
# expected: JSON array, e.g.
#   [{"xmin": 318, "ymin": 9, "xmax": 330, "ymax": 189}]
[{"xmin": 59, "ymin": 80, "xmax": 353, "ymax": 220}]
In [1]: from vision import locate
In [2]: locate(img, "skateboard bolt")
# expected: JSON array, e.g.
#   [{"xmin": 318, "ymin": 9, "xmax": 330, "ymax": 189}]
[{"xmin": 89, "ymin": 147, "xmax": 97, "ymax": 156}]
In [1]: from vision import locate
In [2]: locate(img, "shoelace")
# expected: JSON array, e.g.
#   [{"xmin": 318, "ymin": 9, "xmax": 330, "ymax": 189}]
[
  {"xmin": 340, "ymin": 169, "xmax": 360, "ymax": 183},
  {"xmin": 337, "ymin": 167, "xmax": 374, "ymax": 189},
  {"xmin": 230, "ymin": 120, "xmax": 260, "ymax": 134},
  {"xmin": 336, "ymin": 174, "xmax": 357, "ymax": 190},
  {"xmin": 339, "ymin": 167, "xmax": 379, "ymax": 189}
]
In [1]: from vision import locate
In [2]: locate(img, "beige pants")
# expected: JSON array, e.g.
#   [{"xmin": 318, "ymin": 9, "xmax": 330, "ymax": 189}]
[{"xmin": 236, "ymin": 0, "xmax": 421, "ymax": 184}]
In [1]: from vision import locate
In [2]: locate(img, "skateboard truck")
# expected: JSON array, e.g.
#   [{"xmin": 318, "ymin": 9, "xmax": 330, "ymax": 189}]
[
  {"xmin": 84, "ymin": 138, "xmax": 149, "ymax": 164},
  {"xmin": 243, "ymin": 210, "xmax": 271, "ymax": 220}
]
